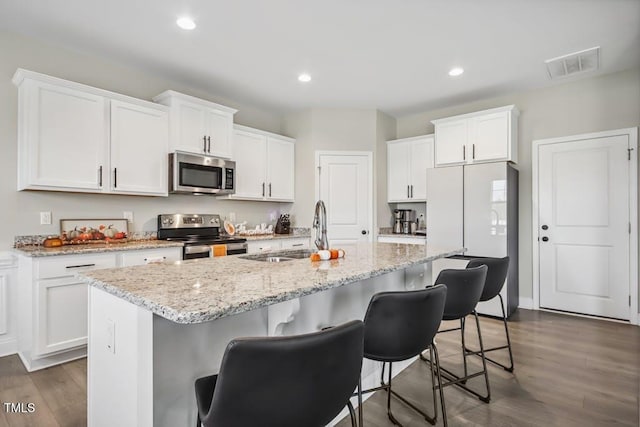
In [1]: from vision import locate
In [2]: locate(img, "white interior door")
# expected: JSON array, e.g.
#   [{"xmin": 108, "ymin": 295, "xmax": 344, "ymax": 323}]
[
  {"xmin": 317, "ymin": 152, "xmax": 372, "ymax": 246},
  {"xmin": 538, "ymin": 135, "xmax": 631, "ymax": 319}
]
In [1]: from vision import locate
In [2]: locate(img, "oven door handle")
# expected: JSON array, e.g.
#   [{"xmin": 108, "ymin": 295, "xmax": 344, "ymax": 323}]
[{"xmin": 184, "ymin": 245, "xmax": 212, "ymax": 255}]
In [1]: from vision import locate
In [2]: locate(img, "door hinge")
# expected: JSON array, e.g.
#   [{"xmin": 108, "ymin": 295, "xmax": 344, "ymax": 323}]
[{"xmin": 628, "ymin": 147, "xmax": 634, "ymax": 160}]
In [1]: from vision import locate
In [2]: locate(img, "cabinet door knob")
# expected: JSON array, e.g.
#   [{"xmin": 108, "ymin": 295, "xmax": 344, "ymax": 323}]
[{"xmin": 361, "ymin": 230, "xmax": 368, "ymax": 235}]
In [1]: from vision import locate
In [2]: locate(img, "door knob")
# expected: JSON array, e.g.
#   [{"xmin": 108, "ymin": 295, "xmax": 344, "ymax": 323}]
[
  {"xmin": 361, "ymin": 230, "xmax": 367, "ymax": 235},
  {"xmin": 541, "ymin": 225, "xmax": 549, "ymax": 230},
  {"xmin": 541, "ymin": 236, "xmax": 549, "ymax": 242}
]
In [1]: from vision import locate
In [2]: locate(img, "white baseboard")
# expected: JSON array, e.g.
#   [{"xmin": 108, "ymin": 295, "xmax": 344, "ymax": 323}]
[
  {"xmin": 0, "ymin": 338, "xmax": 17, "ymax": 358},
  {"xmin": 518, "ymin": 297, "xmax": 534, "ymax": 310}
]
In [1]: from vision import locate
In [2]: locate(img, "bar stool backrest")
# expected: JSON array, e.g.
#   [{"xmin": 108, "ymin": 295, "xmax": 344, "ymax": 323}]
[
  {"xmin": 363, "ymin": 285, "xmax": 447, "ymax": 362},
  {"xmin": 466, "ymin": 257, "xmax": 510, "ymax": 302},
  {"xmin": 203, "ymin": 320, "xmax": 364, "ymax": 427},
  {"xmin": 435, "ymin": 265, "xmax": 488, "ymax": 321}
]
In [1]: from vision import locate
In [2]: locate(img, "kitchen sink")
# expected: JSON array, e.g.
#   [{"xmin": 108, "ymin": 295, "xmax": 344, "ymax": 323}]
[{"xmin": 239, "ymin": 249, "xmax": 314, "ymax": 262}]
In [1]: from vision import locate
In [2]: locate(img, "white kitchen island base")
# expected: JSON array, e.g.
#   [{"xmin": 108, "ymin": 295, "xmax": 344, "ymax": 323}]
[{"xmin": 88, "ymin": 264, "xmax": 431, "ymax": 427}]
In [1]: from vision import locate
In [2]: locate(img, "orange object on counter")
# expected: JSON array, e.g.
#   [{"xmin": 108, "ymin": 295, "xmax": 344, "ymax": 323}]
[
  {"xmin": 329, "ymin": 249, "xmax": 339, "ymax": 259},
  {"xmin": 211, "ymin": 244, "xmax": 227, "ymax": 257},
  {"xmin": 309, "ymin": 253, "xmax": 321, "ymax": 262}
]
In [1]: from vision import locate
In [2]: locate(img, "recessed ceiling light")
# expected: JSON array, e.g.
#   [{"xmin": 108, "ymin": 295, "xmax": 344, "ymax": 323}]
[
  {"xmin": 448, "ymin": 67, "xmax": 464, "ymax": 77},
  {"xmin": 298, "ymin": 73, "xmax": 312, "ymax": 83},
  {"xmin": 176, "ymin": 17, "xmax": 196, "ymax": 30}
]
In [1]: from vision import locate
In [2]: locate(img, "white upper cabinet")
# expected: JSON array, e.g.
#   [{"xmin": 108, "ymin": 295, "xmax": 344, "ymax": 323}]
[
  {"xmin": 16, "ymin": 78, "xmax": 108, "ymax": 192},
  {"xmin": 266, "ymin": 136, "xmax": 295, "ymax": 201},
  {"xmin": 387, "ymin": 135, "xmax": 434, "ymax": 202},
  {"xmin": 110, "ymin": 100, "xmax": 169, "ymax": 195},
  {"xmin": 233, "ymin": 129, "xmax": 268, "ymax": 199},
  {"xmin": 229, "ymin": 125, "xmax": 295, "ymax": 202},
  {"xmin": 153, "ymin": 91, "xmax": 237, "ymax": 159},
  {"xmin": 432, "ymin": 105, "xmax": 518, "ymax": 167},
  {"xmin": 13, "ymin": 69, "xmax": 169, "ymax": 196}
]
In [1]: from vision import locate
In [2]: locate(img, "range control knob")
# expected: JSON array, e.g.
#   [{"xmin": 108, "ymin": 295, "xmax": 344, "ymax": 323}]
[{"xmin": 161, "ymin": 217, "xmax": 174, "ymax": 225}]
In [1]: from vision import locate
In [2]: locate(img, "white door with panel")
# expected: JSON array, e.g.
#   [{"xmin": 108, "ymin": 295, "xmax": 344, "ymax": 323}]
[
  {"xmin": 469, "ymin": 111, "xmax": 510, "ymax": 162},
  {"xmin": 175, "ymin": 100, "xmax": 209, "ymax": 154},
  {"xmin": 538, "ymin": 135, "xmax": 631, "ymax": 319},
  {"xmin": 110, "ymin": 100, "xmax": 169, "ymax": 195},
  {"xmin": 434, "ymin": 120, "xmax": 467, "ymax": 166},
  {"xmin": 387, "ymin": 136, "xmax": 434, "ymax": 202},
  {"xmin": 387, "ymin": 141, "xmax": 410, "ymax": 201},
  {"xmin": 317, "ymin": 153, "xmax": 372, "ymax": 246}
]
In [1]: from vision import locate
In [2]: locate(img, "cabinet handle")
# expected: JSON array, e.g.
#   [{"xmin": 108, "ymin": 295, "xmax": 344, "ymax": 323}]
[
  {"xmin": 144, "ymin": 257, "xmax": 166, "ymax": 262},
  {"xmin": 203, "ymin": 136, "xmax": 207, "ymax": 153},
  {"xmin": 207, "ymin": 136, "xmax": 211, "ymax": 153},
  {"xmin": 269, "ymin": 183, "xmax": 272, "ymax": 197},
  {"xmin": 292, "ymin": 243, "xmax": 304, "ymax": 247},
  {"xmin": 463, "ymin": 145, "xmax": 466, "ymax": 161},
  {"xmin": 114, "ymin": 168, "xmax": 117, "ymax": 188},
  {"xmin": 65, "ymin": 263, "xmax": 96, "ymax": 269},
  {"xmin": 262, "ymin": 182, "xmax": 265, "ymax": 197},
  {"xmin": 98, "ymin": 166, "xmax": 103, "ymax": 187},
  {"xmin": 407, "ymin": 185, "xmax": 410, "ymax": 198},
  {"xmin": 472, "ymin": 144, "xmax": 475, "ymax": 159},
  {"xmin": 410, "ymin": 185, "xmax": 413, "ymax": 198}
]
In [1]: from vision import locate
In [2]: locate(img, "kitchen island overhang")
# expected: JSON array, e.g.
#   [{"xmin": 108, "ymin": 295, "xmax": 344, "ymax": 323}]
[{"xmin": 81, "ymin": 243, "xmax": 464, "ymax": 427}]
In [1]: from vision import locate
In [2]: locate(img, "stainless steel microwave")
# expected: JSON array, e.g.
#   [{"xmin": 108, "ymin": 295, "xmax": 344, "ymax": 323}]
[{"xmin": 169, "ymin": 152, "xmax": 235, "ymax": 195}]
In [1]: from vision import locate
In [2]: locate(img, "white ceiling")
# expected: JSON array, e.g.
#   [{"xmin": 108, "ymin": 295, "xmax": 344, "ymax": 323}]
[{"xmin": 1, "ymin": 0, "xmax": 638, "ymax": 116}]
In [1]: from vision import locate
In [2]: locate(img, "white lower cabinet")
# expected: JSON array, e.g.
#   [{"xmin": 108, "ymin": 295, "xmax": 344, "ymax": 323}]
[
  {"xmin": 377, "ymin": 236, "xmax": 426, "ymax": 245},
  {"xmin": 17, "ymin": 246, "xmax": 181, "ymax": 371},
  {"xmin": 246, "ymin": 237, "xmax": 310, "ymax": 254},
  {"xmin": 0, "ymin": 255, "xmax": 17, "ymax": 357}
]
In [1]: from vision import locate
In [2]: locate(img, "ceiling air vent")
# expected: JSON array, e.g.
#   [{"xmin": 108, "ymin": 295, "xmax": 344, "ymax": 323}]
[{"xmin": 544, "ymin": 46, "xmax": 600, "ymax": 79}]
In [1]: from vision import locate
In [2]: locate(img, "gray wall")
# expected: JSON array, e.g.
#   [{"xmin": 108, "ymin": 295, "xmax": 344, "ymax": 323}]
[
  {"xmin": 282, "ymin": 109, "xmax": 397, "ymax": 232},
  {"xmin": 396, "ymin": 67, "xmax": 640, "ymax": 305},
  {"xmin": 0, "ymin": 30, "xmax": 289, "ymax": 249}
]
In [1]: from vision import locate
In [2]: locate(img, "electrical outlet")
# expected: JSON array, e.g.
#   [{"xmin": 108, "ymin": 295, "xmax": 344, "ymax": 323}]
[
  {"xmin": 270, "ymin": 212, "xmax": 277, "ymax": 221},
  {"xmin": 229, "ymin": 212, "xmax": 236, "ymax": 222},
  {"xmin": 40, "ymin": 211, "xmax": 52, "ymax": 225},
  {"xmin": 123, "ymin": 211, "xmax": 134, "ymax": 223}
]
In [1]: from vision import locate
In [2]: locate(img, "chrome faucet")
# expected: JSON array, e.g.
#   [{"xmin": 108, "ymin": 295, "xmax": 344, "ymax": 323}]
[{"xmin": 313, "ymin": 200, "xmax": 329, "ymax": 250}]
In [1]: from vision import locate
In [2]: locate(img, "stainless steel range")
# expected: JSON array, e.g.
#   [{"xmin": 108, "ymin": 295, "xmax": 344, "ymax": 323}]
[{"xmin": 157, "ymin": 214, "xmax": 247, "ymax": 260}]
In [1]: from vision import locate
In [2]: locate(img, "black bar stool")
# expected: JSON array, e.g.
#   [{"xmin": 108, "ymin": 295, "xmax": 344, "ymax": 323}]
[
  {"xmin": 194, "ymin": 320, "xmax": 364, "ymax": 427},
  {"xmin": 359, "ymin": 285, "xmax": 448, "ymax": 426},
  {"xmin": 464, "ymin": 256, "xmax": 514, "ymax": 372},
  {"xmin": 422, "ymin": 265, "xmax": 491, "ymax": 403}
]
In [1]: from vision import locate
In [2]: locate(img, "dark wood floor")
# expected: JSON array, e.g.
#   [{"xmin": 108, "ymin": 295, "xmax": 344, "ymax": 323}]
[{"xmin": 0, "ymin": 309, "xmax": 638, "ymax": 426}]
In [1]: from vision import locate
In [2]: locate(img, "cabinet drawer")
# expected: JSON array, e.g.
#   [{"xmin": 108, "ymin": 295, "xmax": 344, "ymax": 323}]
[
  {"xmin": 246, "ymin": 240, "xmax": 282, "ymax": 254},
  {"xmin": 37, "ymin": 254, "xmax": 117, "ymax": 279},
  {"xmin": 119, "ymin": 248, "xmax": 182, "ymax": 267},
  {"xmin": 280, "ymin": 238, "xmax": 310, "ymax": 249}
]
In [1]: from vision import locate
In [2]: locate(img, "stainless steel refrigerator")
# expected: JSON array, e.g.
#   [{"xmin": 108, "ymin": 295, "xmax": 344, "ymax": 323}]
[{"xmin": 426, "ymin": 162, "xmax": 518, "ymax": 317}]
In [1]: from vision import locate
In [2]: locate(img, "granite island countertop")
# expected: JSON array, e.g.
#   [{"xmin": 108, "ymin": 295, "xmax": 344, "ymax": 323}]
[{"xmin": 79, "ymin": 242, "xmax": 464, "ymax": 324}]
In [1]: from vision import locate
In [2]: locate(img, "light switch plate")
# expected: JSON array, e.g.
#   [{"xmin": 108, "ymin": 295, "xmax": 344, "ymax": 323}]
[
  {"xmin": 40, "ymin": 211, "xmax": 52, "ymax": 225},
  {"xmin": 123, "ymin": 211, "xmax": 134, "ymax": 223}
]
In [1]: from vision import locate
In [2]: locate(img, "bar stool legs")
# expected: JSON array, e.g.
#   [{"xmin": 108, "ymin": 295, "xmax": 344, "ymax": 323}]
[
  {"xmin": 374, "ymin": 343, "xmax": 447, "ymax": 426},
  {"xmin": 427, "ymin": 311, "xmax": 491, "ymax": 404},
  {"xmin": 463, "ymin": 294, "xmax": 515, "ymax": 372}
]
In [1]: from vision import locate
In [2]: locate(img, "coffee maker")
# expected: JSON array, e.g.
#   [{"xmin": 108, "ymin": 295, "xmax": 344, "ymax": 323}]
[{"xmin": 393, "ymin": 209, "xmax": 415, "ymax": 234}]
